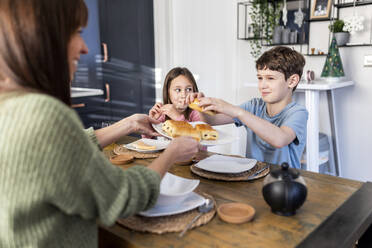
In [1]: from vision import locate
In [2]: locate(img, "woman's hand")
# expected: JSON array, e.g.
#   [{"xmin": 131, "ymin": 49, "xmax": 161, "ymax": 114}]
[
  {"xmin": 167, "ymin": 137, "xmax": 200, "ymax": 163},
  {"xmin": 95, "ymin": 114, "xmax": 160, "ymax": 148},
  {"xmin": 149, "ymin": 102, "xmax": 163, "ymax": 119},
  {"xmin": 127, "ymin": 114, "xmax": 160, "ymax": 137},
  {"xmin": 148, "ymin": 136, "xmax": 200, "ymax": 177},
  {"xmin": 161, "ymin": 104, "xmax": 183, "ymax": 120}
]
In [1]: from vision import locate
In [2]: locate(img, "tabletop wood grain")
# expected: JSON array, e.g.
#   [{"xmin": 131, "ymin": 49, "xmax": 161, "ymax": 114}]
[{"xmin": 99, "ymin": 137, "xmax": 365, "ymax": 248}]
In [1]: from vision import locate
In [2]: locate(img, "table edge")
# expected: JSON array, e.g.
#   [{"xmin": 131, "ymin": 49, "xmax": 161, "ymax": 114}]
[{"xmin": 297, "ymin": 181, "xmax": 372, "ymax": 247}]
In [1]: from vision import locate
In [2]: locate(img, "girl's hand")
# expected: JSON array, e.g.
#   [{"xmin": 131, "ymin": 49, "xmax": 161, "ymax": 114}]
[
  {"xmin": 161, "ymin": 104, "xmax": 183, "ymax": 120},
  {"xmin": 186, "ymin": 92, "xmax": 205, "ymax": 104},
  {"xmin": 199, "ymin": 97, "xmax": 243, "ymax": 118},
  {"xmin": 149, "ymin": 102, "xmax": 163, "ymax": 119}
]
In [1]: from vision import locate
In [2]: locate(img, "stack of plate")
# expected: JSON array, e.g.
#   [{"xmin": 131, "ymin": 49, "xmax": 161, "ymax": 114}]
[{"xmin": 139, "ymin": 173, "xmax": 205, "ymax": 217}]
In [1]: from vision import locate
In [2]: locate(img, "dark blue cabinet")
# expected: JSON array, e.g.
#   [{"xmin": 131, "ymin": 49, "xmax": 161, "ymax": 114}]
[{"xmin": 72, "ymin": 0, "xmax": 155, "ymax": 128}]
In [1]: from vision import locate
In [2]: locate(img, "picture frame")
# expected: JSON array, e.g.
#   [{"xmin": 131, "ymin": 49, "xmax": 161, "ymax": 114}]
[{"xmin": 310, "ymin": 0, "xmax": 332, "ymax": 20}]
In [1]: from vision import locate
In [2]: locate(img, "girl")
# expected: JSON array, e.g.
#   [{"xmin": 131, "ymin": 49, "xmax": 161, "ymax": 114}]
[{"xmin": 149, "ymin": 67, "xmax": 201, "ymax": 122}]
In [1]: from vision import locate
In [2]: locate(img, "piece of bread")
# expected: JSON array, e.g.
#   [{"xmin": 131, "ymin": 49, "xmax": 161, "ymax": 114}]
[
  {"xmin": 188, "ymin": 99, "xmax": 216, "ymax": 116},
  {"xmin": 162, "ymin": 120, "xmax": 201, "ymax": 141},
  {"xmin": 162, "ymin": 120, "xmax": 192, "ymax": 137},
  {"xmin": 172, "ymin": 126, "xmax": 201, "ymax": 142},
  {"xmin": 133, "ymin": 141, "xmax": 156, "ymax": 150},
  {"xmin": 195, "ymin": 124, "xmax": 219, "ymax": 140}
]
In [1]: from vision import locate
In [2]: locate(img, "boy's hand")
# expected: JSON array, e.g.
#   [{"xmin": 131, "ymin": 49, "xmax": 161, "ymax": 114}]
[
  {"xmin": 186, "ymin": 92, "xmax": 205, "ymax": 104},
  {"xmin": 149, "ymin": 102, "xmax": 163, "ymax": 119},
  {"xmin": 199, "ymin": 97, "xmax": 243, "ymax": 118},
  {"xmin": 161, "ymin": 104, "xmax": 183, "ymax": 120}
]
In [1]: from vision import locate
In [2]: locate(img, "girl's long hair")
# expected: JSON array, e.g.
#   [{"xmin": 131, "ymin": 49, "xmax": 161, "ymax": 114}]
[
  {"xmin": 162, "ymin": 67, "xmax": 199, "ymax": 120},
  {"xmin": 0, "ymin": 0, "xmax": 88, "ymax": 105}
]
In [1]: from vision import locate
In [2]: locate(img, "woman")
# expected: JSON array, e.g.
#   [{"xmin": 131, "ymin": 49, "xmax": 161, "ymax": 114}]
[{"xmin": 0, "ymin": 0, "xmax": 199, "ymax": 247}]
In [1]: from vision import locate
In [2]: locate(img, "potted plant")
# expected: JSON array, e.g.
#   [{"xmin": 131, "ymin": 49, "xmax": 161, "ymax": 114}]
[
  {"xmin": 329, "ymin": 19, "xmax": 350, "ymax": 46},
  {"xmin": 248, "ymin": 0, "xmax": 281, "ymax": 58}
]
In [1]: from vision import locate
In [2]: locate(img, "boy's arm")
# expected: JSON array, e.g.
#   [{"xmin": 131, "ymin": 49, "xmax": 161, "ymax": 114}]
[
  {"xmin": 199, "ymin": 112, "xmax": 234, "ymax": 126},
  {"xmin": 186, "ymin": 93, "xmax": 234, "ymax": 125},
  {"xmin": 236, "ymin": 111, "xmax": 297, "ymax": 148},
  {"xmin": 200, "ymin": 97, "xmax": 300, "ymax": 148}
]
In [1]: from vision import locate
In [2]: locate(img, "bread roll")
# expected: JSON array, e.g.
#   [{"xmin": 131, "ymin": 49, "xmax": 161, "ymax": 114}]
[
  {"xmin": 188, "ymin": 99, "xmax": 216, "ymax": 116},
  {"xmin": 162, "ymin": 120, "xmax": 192, "ymax": 137},
  {"xmin": 195, "ymin": 124, "xmax": 219, "ymax": 140},
  {"xmin": 173, "ymin": 126, "xmax": 201, "ymax": 142},
  {"xmin": 162, "ymin": 120, "xmax": 201, "ymax": 141}
]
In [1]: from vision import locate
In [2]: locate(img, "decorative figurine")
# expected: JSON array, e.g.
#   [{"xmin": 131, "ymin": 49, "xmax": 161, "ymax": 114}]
[
  {"xmin": 282, "ymin": 0, "xmax": 288, "ymax": 26},
  {"xmin": 344, "ymin": 0, "xmax": 365, "ymax": 34},
  {"xmin": 294, "ymin": 1, "xmax": 305, "ymax": 28},
  {"xmin": 321, "ymin": 37, "xmax": 345, "ymax": 78}
]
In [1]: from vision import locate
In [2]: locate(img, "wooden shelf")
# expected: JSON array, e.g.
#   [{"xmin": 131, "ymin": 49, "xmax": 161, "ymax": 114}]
[
  {"xmin": 238, "ymin": 37, "xmax": 263, "ymax": 41},
  {"xmin": 305, "ymin": 54, "xmax": 328, "ymax": 56},
  {"xmin": 307, "ymin": 18, "xmax": 335, "ymax": 22},
  {"xmin": 334, "ymin": 0, "xmax": 372, "ymax": 8},
  {"xmin": 264, "ymin": 43, "xmax": 308, "ymax": 46},
  {"xmin": 339, "ymin": 44, "xmax": 372, "ymax": 47}
]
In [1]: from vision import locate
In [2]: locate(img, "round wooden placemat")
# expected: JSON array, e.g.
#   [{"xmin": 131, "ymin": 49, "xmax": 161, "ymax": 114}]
[
  {"xmin": 113, "ymin": 144, "xmax": 162, "ymax": 159},
  {"xmin": 116, "ymin": 192, "xmax": 216, "ymax": 234},
  {"xmin": 190, "ymin": 161, "xmax": 270, "ymax": 181}
]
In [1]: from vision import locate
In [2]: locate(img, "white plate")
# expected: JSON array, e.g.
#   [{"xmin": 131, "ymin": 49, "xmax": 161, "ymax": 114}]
[
  {"xmin": 139, "ymin": 192, "xmax": 205, "ymax": 217},
  {"xmin": 195, "ymin": 154, "xmax": 257, "ymax": 174},
  {"xmin": 157, "ymin": 173, "xmax": 200, "ymax": 206},
  {"xmin": 123, "ymin": 138, "xmax": 170, "ymax": 153},
  {"xmin": 152, "ymin": 121, "xmax": 237, "ymax": 146}
]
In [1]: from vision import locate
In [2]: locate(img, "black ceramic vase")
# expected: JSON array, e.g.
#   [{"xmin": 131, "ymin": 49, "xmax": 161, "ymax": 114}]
[{"xmin": 262, "ymin": 163, "xmax": 307, "ymax": 216}]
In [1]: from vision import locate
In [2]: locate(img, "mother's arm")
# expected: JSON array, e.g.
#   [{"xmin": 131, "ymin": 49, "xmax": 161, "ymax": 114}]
[{"xmin": 94, "ymin": 114, "xmax": 160, "ymax": 148}]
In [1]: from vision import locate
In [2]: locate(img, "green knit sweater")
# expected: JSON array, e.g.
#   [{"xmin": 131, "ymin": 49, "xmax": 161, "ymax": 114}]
[{"xmin": 0, "ymin": 92, "xmax": 161, "ymax": 247}]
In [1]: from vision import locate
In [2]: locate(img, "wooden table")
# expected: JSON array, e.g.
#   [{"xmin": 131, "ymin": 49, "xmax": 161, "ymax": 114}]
[{"xmin": 99, "ymin": 137, "xmax": 372, "ymax": 248}]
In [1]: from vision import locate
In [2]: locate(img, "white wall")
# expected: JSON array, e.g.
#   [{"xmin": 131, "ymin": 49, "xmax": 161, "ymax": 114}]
[{"xmin": 154, "ymin": 0, "xmax": 372, "ymax": 181}]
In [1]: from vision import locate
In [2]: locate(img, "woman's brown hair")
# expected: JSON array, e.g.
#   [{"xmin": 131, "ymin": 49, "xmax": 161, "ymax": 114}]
[
  {"xmin": 162, "ymin": 67, "xmax": 199, "ymax": 120},
  {"xmin": 0, "ymin": 0, "xmax": 88, "ymax": 105}
]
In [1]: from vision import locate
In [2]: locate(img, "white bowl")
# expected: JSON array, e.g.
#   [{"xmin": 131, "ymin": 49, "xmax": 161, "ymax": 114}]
[{"xmin": 156, "ymin": 173, "xmax": 200, "ymax": 206}]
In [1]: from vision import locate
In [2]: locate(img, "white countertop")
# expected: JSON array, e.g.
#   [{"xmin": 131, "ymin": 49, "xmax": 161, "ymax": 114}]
[{"xmin": 71, "ymin": 87, "xmax": 104, "ymax": 98}]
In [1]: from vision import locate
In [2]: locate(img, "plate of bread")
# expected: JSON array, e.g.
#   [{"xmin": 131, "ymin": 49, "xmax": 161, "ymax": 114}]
[
  {"xmin": 124, "ymin": 138, "xmax": 170, "ymax": 153},
  {"xmin": 152, "ymin": 120, "xmax": 237, "ymax": 146}
]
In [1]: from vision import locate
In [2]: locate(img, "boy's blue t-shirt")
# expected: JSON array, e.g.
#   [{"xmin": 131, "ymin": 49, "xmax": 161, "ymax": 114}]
[{"xmin": 233, "ymin": 98, "xmax": 308, "ymax": 169}]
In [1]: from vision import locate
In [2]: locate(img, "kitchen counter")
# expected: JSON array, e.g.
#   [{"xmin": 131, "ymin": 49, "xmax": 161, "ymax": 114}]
[{"xmin": 70, "ymin": 87, "xmax": 104, "ymax": 98}]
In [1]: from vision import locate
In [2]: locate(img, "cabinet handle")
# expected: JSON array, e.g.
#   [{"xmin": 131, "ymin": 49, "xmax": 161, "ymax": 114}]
[
  {"xmin": 102, "ymin": 42, "xmax": 108, "ymax": 62},
  {"xmin": 105, "ymin": 83, "xmax": 110, "ymax": 102},
  {"xmin": 71, "ymin": 103, "xmax": 86, "ymax": 108}
]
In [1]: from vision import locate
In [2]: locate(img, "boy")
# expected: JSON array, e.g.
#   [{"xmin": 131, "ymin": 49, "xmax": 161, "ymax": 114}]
[{"xmin": 187, "ymin": 46, "xmax": 308, "ymax": 168}]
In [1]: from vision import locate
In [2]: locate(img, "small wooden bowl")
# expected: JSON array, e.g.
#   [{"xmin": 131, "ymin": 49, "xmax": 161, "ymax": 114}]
[
  {"xmin": 217, "ymin": 202, "xmax": 255, "ymax": 224},
  {"xmin": 110, "ymin": 154, "xmax": 134, "ymax": 165}
]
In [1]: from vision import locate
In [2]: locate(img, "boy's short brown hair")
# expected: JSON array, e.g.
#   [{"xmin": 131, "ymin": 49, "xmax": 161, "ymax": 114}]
[{"xmin": 256, "ymin": 46, "xmax": 305, "ymax": 91}]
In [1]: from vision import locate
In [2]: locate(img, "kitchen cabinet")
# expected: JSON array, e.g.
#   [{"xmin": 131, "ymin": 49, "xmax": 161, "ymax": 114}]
[
  {"xmin": 71, "ymin": 0, "xmax": 156, "ymax": 128},
  {"xmin": 72, "ymin": 96, "xmax": 110, "ymax": 129}
]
